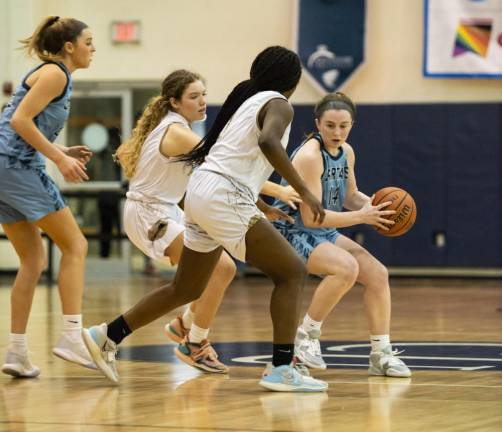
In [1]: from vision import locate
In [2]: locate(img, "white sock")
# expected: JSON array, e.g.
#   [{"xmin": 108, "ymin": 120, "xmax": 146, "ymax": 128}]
[
  {"xmin": 10, "ymin": 333, "xmax": 28, "ymax": 356},
  {"xmin": 63, "ymin": 315, "xmax": 82, "ymax": 340},
  {"xmin": 370, "ymin": 334, "xmax": 390, "ymax": 352},
  {"xmin": 182, "ymin": 307, "xmax": 195, "ymax": 329},
  {"xmin": 188, "ymin": 324, "xmax": 209, "ymax": 344},
  {"xmin": 302, "ymin": 314, "xmax": 322, "ymax": 334}
]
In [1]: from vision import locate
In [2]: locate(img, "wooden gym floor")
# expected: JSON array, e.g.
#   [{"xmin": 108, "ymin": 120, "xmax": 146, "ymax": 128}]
[{"xmin": 0, "ymin": 274, "xmax": 501, "ymax": 432}]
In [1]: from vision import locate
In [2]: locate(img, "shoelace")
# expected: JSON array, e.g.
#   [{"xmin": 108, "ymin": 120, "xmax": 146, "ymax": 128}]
[
  {"xmin": 383, "ymin": 349, "xmax": 405, "ymax": 366},
  {"xmin": 103, "ymin": 340, "xmax": 118, "ymax": 362},
  {"xmin": 192, "ymin": 340, "xmax": 217, "ymax": 361},
  {"xmin": 307, "ymin": 337, "xmax": 322, "ymax": 357},
  {"xmin": 293, "ymin": 362, "xmax": 311, "ymax": 377}
]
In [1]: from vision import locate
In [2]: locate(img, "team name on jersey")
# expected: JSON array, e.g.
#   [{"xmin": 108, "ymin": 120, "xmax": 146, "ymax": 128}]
[{"xmin": 324, "ymin": 165, "xmax": 349, "ymax": 180}]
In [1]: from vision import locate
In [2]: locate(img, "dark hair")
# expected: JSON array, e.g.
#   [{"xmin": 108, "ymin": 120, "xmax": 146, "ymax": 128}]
[
  {"xmin": 115, "ymin": 69, "xmax": 203, "ymax": 178},
  {"xmin": 177, "ymin": 45, "xmax": 302, "ymax": 166},
  {"xmin": 314, "ymin": 92, "xmax": 356, "ymax": 121},
  {"xmin": 19, "ymin": 16, "xmax": 88, "ymax": 61}
]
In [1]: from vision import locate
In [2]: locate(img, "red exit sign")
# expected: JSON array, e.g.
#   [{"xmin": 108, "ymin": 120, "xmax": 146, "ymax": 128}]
[{"xmin": 111, "ymin": 21, "xmax": 141, "ymax": 43}]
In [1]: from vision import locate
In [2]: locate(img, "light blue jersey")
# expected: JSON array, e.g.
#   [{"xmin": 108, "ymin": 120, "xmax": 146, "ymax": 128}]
[
  {"xmin": 273, "ymin": 133, "xmax": 349, "ymax": 260},
  {"xmin": 0, "ymin": 62, "xmax": 71, "ymax": 223},
  {"xmin": 0, "ymin": 61, "xmax": 72, "ymax": 168}
]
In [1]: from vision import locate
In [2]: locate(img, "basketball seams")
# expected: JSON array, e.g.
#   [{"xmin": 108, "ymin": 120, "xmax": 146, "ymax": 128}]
[
  {"xmin": 387, "ymin": 197, "xmax": 416, "ymax": 237},
  {"xmin": 372, "ymin": 187, "xmax": 402, "ymax": 206},
  {"xmin": 373, "ymin": 187, "xmax": 416, "ymax": 237}
]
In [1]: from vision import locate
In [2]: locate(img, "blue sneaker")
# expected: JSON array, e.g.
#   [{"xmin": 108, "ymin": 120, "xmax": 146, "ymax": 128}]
[
  {"xmin": 259, "ymin": 364, "xmax": 328, "ymax": 392},
  {"xmin": 82, "ymin": 323, "xmax": 119, "ymax": 383}
]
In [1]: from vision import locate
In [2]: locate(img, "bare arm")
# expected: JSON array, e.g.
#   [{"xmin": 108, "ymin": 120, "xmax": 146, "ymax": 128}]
[
  {"xmin": 295, "ymin": 142, "xmax": 394, "ymax": 230},
  {"xmin": 260, "ymin": 181, "xmax": 301, "ymax": 209},
  {"xmin": 257, "ymin": 99, "xmax": 325, "ymax": 223},
  {"xmin": 159, "ymin": 123, "xmax": 201, "ymax": 158},
  {"xmin": 342, "ymin": 143, "xmax": 371, "ymax": 211},
  {"xmin": 10, "ymin": 65, "xmax": 88, "ymax": 182}
]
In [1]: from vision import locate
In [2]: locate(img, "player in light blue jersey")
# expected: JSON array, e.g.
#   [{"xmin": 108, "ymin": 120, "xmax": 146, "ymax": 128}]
[
  {"xmin": 273, "ymin": 92, "xmax": 411, "ymax": 378},
  {"xmin": 0, "ymin": 16, "xmax": 96, "ymax": 378}
]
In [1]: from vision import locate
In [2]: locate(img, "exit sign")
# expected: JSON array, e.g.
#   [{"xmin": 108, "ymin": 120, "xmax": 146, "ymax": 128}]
[{"xmin": 111, "ymin": 21, "xmax": 141, "ymax": 43}]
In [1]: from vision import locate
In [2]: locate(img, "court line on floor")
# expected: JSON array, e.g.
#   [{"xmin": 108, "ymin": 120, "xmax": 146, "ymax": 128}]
[{"xmin": 36, "ymin": 375, "xmax": 502, "ymax": 389}]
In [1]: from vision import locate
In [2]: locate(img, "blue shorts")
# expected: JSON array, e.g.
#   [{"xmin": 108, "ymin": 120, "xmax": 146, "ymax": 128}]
[
  {"xmin": 275, "ymin": 225, "xmax": 341, "ymax": 262},
  {"xmin": 0, "ymin": 156, "xmax": 66, "ymax": 224}
]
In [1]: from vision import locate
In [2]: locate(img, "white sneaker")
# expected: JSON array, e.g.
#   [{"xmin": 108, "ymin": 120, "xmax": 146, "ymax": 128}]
[
  {"xmin": 2, "ymin": 350, "xmax": 41, "ymax": 378},
  {"xmin": 294, "ymin": 327, "xmax": 326, "ymax": 370},
  {"xmin": 52, "ymin": 332, "xmax": 97, "ymax": 370},
  {"xmin": 369, "ymin": 345, "xmax": 412, "ymax": 378},
  {"xmin": 82, "ymin": 323, "xmax": 119, "ymax": 383}
]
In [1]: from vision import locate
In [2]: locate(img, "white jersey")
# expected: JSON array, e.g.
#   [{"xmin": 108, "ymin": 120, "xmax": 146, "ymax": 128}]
[
  {"xmin": 126, "ymin": 111, "xmax": 192, "ymax": 204},
  {"xmin": 201, "ymin": 91, "xmax": 291, "ymax": 201}
]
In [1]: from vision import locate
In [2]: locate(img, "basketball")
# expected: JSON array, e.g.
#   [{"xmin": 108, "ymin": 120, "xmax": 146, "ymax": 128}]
[{"xmin": 372, "ymin": 187, "xmax": 416, "ymax": 237}]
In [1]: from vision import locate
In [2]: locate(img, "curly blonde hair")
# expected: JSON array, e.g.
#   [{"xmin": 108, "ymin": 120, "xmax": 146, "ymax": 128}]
[{"xmin": 115, "ymin": 69, "xmax": 203, "ymax": 179}]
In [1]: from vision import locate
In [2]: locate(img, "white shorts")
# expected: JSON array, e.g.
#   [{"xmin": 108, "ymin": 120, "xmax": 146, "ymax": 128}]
[
  {"xmin": 123, "ymin": 198, "xmax": 185, "ymax": 261},
  {"xmin": 184, "ymin": 169, "xmax": 265, "ymax": 262}
]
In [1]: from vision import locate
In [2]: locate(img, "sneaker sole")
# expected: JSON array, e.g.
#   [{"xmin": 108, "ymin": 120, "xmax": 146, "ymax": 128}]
[
  {"xmin": 82, "ymin": 329, "xmax": 119, "ymax": 383},
  {"xmin": 1, "ymin": 364, "xmax": 40, "ymax": 378},
  {"xmin": 259, "ymin": 379, "xmax": 327, "ymax": 392},
  {"xmin": 52, "ymin": 348, "xmax": 98, "ymax": 370},
  {"xmin": 174, "ymin": 346, "xmax": 229, "ymax": 374},
  {"xmin": 368, "ymin": 366, "xmax": 412, "ymax": 378}
]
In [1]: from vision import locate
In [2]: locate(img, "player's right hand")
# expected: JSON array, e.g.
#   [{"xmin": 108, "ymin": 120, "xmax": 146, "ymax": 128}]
[
  {"xmin": 56, "ymin": 154, "xmax": 89, "ymax": 183},
  {"xmin": 359, "ymin": 197, "xmax": 395, "ymax": 230}
]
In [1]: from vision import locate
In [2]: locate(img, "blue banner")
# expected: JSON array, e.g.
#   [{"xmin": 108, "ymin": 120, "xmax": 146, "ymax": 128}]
[{"xmin": 295, "ymin": 0, "xmax": 366, "ymax": 92}]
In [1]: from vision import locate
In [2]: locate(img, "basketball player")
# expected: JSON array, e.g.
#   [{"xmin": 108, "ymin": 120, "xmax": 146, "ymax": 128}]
[
  {"xmin": 0, "ymin": 16, "xmax": 96, "ymax": 377},
  {"xmin": 273, "ymin": 92, "xmax": 411, "ymax": 377},
  {"xmin": 115, "ymin": 69, "xmax": 301, "ymax": 373},
  {"xmin": 83, "ymin": 46, "xmax": 328, "ymax": 392}
]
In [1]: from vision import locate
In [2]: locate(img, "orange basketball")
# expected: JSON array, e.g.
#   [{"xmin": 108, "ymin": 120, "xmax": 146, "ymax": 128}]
[{"xmin": 372, "ymin": 187, "xmax": 416, "ymax": 237}]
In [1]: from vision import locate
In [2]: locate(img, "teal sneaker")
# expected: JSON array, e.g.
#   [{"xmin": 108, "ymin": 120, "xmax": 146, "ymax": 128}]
[
  {"xmin": 82, "ymin": 324, "xmax": 119, "ymax": 383},
  {"xmin": 175, "ymin": 337, "xmax": 229, "ymax": 374},
  {"xmin": 259, "ymin": 364, "xmax": 328, "ymax": 392}
]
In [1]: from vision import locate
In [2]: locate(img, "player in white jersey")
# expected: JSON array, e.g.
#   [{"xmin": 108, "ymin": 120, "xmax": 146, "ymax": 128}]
[
  {"xmin": 84, "ymin": 46, "xmax": 328, "ymax": 392},
  {"xmin": 114, "ymin": 69, "xmax": 301, "ymax": 374}
]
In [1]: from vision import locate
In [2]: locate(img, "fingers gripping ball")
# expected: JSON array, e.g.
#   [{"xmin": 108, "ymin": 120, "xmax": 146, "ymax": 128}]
[{"xmin": 372, "ymin": 187, "xmax": 416, "ymax": 237}]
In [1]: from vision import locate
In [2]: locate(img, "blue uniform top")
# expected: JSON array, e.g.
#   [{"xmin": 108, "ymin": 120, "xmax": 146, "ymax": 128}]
[
  {"xmin": 273, "ymin": 133, "xmax": 349, "ymax": 234},
  {"xmin": 0, "ymin": 61, "xmax": 72, "ymax": 168}
]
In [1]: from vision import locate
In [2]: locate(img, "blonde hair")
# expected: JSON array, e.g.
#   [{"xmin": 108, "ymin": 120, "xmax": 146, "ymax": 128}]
[
  {"xmin": 115, "ymin": 69, "xmax": 203, "ymax": 179},
  {"xmin": 19, "ymin": 16, "xmax": 88, "ymax": 61}
]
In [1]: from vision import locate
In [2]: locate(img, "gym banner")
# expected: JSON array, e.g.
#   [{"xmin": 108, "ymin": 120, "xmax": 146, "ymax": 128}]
[
  {"xmin": 424, "ymin": 0, "xmax": 502, "ymax": 78},
  {"xmin": 294, "ymin": 0, "xmax": 366, "ymax": 92}
]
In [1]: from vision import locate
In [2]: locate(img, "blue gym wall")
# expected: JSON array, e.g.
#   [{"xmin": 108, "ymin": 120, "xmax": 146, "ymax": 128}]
[{"xmin": 206, "ymin": 103, "xmax": 502, "ymax": 267}]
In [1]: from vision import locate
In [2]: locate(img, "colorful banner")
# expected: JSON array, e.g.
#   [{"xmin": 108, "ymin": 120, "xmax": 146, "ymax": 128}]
[
  {"xmin": 294, "ymin": 0, "xmax": 366, "ymax": 92},
  {"xmin": 424, "ymin": 0, "xmax": 502, "ymax": 78}
]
